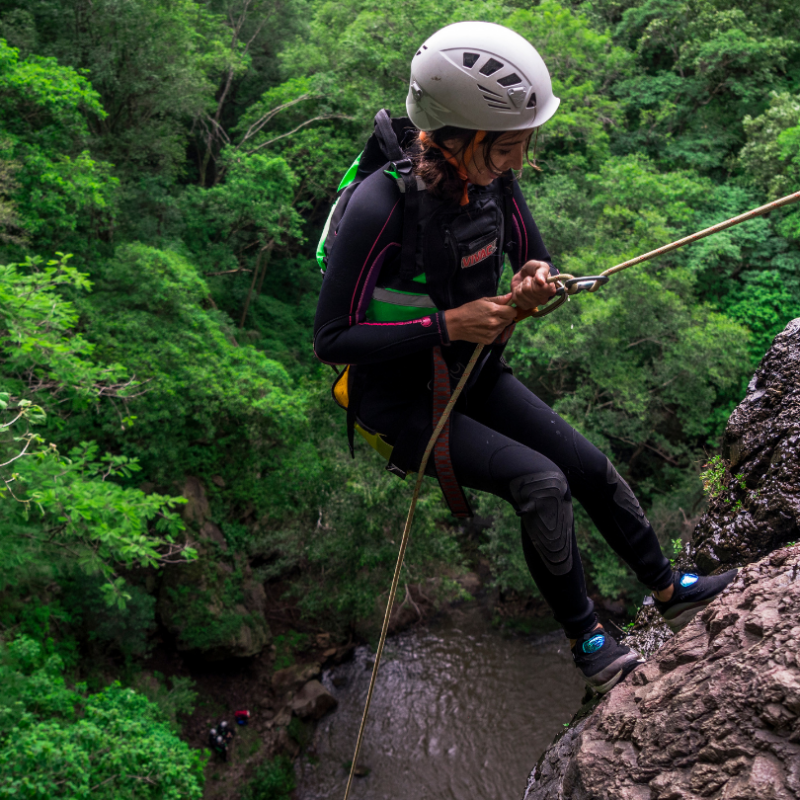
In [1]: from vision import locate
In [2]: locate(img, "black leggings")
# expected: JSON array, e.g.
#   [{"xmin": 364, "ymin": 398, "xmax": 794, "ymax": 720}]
[{"xmin": 370, "ymin": 371, "xmax": 673, "ymax": 639}]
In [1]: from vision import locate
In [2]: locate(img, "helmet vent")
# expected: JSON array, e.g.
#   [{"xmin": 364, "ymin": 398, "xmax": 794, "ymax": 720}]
[
  {"xmin": 487, "ymin": 102, "xmax": 510, "ymax": 109},
  {"xmin": 477, "ymin": 83, "xmax": 501, "ymax": 97},
  {"xmin": 497, "ymin": 73, "xmax": 522, "ymax": 87},
  {"xmin": 479, "ymin": 58, "xmax": 504, "ymax": 76},
  {"xmin": 463, "ymin": 52, "xmax": 480, "ymax": 68},
  {"xmin": 526, "ymin": 92, "xmax": 537, "ymax": 109}
]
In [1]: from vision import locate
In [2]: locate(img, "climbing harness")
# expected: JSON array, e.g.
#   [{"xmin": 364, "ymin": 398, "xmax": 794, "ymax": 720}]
[{"xmin": 342, "ymin": 187, "xmax": 800, "ymax": 800}]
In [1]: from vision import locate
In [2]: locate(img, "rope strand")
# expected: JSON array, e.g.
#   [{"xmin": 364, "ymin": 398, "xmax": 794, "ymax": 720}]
[{"xmin": 342, "ymin": 343, "xmax": 485, "ymax": 800}]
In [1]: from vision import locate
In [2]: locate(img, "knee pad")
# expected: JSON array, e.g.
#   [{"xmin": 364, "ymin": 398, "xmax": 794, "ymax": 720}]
[
  {"xmin": 510, "ymin": 471, "xmax": 573, "ymax": 576},
  {"xmin": 605, "ymin": 458, "xmax": 649, "ymax": 525}
]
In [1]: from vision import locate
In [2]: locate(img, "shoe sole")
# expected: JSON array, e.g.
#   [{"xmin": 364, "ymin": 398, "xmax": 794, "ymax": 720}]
[
  {"xmin": 662, "ymin": 598, "xmax": 717, "ymax": 633},
  {"xmin": 659, "ymin": 568, "xmax": 739, "ymax": 633},
  {"xmin": 585, "ymin": 652, "xmax": 644, "ymax": 694}
]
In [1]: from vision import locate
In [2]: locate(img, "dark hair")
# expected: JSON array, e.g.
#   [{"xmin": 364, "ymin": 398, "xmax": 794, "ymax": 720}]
[{"xmin": 411, "ymin": 126, "xmax": 536, "ymax": 201}]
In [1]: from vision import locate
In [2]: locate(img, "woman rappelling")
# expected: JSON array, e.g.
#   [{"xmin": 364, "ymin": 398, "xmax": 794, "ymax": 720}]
[{"xmin": 313, "ymin": 20, "xmax": 737, "ymax": 694}]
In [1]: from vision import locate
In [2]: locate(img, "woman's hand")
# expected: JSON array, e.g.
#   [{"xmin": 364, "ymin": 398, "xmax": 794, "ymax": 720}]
[
  {"xmin": 510, "ymin": 260, "xmax": 557, "ymax": 310},
  {"xmin": 444, "ymin": 293, "xmax": 518, "ymax": 344}
]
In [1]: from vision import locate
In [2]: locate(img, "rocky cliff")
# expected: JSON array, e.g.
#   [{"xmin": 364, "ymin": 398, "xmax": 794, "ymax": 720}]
[
  {"xmin": 691, "ymin": 318, "xmax": 800, "ymax": 572},
  {"xmin": 524, "ymin": 319, "xmax": 800, "ymax": 800}
]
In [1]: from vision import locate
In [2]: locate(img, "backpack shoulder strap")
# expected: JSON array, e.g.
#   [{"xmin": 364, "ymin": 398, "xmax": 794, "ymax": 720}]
[
  {"xmin": 373, "ymin": 109, "xmax": 404, "ymax": 162},
  {"xmin": 371, "ymin": 110, "xmax": 423, "ymax": 281},
  {"xmin": 500, "ymin": 173, "xmax": 517, "ymax": 259},
  {"xmin": 399, "ymin": 164, "xmax": 422, "ymax": 281}
]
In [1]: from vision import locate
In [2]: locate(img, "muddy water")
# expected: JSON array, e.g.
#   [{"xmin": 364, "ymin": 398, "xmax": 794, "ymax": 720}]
[{"xmin": 295, "ymin": 606, "xmax": 584, "ymax": 800}]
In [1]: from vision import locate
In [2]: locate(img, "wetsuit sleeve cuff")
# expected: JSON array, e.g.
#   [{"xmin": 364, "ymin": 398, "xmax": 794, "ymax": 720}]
[{"xmin": 437, "ymin": 310, "xmax": 451, "ymax": 346}]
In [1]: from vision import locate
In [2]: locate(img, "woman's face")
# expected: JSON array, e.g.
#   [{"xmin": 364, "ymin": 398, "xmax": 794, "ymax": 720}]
[{"xmin": 444, "ymin": 130, "xmax": 534, "ymax": 186}]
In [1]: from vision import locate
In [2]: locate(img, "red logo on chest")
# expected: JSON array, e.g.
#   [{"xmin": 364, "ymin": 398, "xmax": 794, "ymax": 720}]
[{"xmin": 461, "ymin": 239, "xmax": 498, "ymax": 269}]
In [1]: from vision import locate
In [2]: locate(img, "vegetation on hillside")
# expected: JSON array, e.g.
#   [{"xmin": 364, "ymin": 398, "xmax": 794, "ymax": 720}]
[{"xmin": 0, "ymin": 0, "xmax": 798, "ymax": 792}]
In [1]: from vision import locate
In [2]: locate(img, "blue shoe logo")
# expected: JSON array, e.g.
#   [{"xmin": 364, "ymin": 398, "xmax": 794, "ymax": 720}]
[
  {"xmin": 582, "ymin": 634, "xmax": 605, "ymax": 654},
  {"xmin": 680, "ymin": 574, "xmax": 699, "ymax": 587}
]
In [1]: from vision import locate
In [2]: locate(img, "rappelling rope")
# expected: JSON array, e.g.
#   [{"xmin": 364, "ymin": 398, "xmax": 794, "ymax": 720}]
[
  {"xmin": 342, "ymin": 342, "xmax": 484, "ymax": 800},
  {"xmin": 341, "ymin": 188, "xmax": 800, "ymax": 799},
  {"xmin": 542, "ymin": 188, "xmax": 800, "ymax": 294}
]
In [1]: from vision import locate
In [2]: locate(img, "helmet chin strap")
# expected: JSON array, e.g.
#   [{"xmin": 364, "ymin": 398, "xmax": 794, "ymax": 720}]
[{"xmin": 419, "ymin": 130, "xmax": 487, "ymax": 205}]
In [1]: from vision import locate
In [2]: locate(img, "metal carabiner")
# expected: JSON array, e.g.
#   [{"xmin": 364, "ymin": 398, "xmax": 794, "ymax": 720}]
[
  {"xmin": 514, "ymin": 281, "xmax": 568, "ymax": 320},
  {"xmin": 527, "ymin": 287, "xmax": 568, "ymax": 317},
  {"xmin": 513, "ymin": 274, "xmax": 609, "ymax": 321},
  {"xmin": 564, "ymin": 275, "xmax": 609, "ymax": 295}
]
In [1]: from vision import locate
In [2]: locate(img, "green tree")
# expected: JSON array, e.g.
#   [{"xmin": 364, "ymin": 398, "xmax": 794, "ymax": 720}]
[
  {"xmin": 0, "ymin": 254, "xmax": 194, "ymax": 604},
  {"xmin": 609, "ymin": 0, "xmax": 796, "ymax": 171},
  {"xmin": 505, "ymin": 2, "xmax": 634, "ymax": 168},
  {"xmin": 74, "ymin": 243, "xmax": 307, "ymax": 503},
  {"xmin": 0, "ymin": 636, "xmax": 205, "ymax": 799},
  {"xmin": 0, "ymin": 39, "xmax": 117, "ymax": 257}
]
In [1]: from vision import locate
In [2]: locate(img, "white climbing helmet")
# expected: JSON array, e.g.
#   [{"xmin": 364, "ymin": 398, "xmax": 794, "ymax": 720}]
[{"xmin": 406, "ymin": 21, "xmax": 560, "ymax": 132}]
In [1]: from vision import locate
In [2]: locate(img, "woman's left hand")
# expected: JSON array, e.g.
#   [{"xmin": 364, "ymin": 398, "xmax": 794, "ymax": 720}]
[{"xmin": 510, "ymin": 261, "xmax": 557, "ymax": 310}]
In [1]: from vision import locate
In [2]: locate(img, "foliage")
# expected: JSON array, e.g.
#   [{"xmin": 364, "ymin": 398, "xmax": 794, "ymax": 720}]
[
  {"xmin": 74, "ymin": 243, "xmax": 308, "ymax": 494},
  {"xmin": 512, "ymin": 156, "xmax": 752, "ymax": 467},
  {"xmin": 0, "ymin": 254, "xmax": 121, "ymax": 398},
  {"xmin": 131, "ymin": 672, "xmax": 198, "ymax": 734},
  {"xmin": 700, "ymin": 454, "xmax": 746, "ymax": 500},
  {"xmin": 165, "ymin": 573, "xmax": 252, "ymax": 652},
  {"xmin": 609, "ymin": 0, "xmax": 797, "ymax": 171},
  {"xmin": 272, "ymin": 630, "xmax": 311, "ymax": 671},
  {"xmin": 0, "ymin": 636, "xmax": 205, "ymax": 799},
  {"xmin": 1, "ymin": 434, "xmax": 193, "ymax": 605},
  {"xmin": 254, "ymin": 380, "xmax": 462, "ymax": 630},
  {"xmin": 60, "ymin": 576, "xmax": 158, "ymax": 661},
  {"xmin": 180, "ymin": 151, "xmax": 305, "ymax": 274},
  {"xmin": 670, "ymin": 536, "xmax": 685, "ymax": 566},
  {"xmin": 240, "ymin": 756, "xmax": 296, "ymax": 800},
  {"xmin": 505, "ymin": 2, "xmax": 634, "ymax": 167},
  {"xmin": 0, "ymin": 39, "xmax": 117, "ymax": 257},
  {"xmin": 0, "ymin": 253, "xmax": 194, "ymax": 604}
]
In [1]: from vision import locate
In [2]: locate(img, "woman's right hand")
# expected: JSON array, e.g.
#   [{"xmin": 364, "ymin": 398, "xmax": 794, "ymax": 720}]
[{"xmin": 444, "ymin": 293, "xmax": 518, "ymax": 344}]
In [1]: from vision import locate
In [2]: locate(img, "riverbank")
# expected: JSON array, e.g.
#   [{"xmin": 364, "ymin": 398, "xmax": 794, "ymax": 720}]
[{"xmin": 149, "ymin": 566, "xmax": 632, "ymax": 800}]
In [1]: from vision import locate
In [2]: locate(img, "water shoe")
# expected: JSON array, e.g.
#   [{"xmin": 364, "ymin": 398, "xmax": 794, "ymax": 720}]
[
  {"xmin": 571, "ymin": 628, "xmax": 644, "ymax": 694},
  {"xmin": 653, "ymin": 569, "xmax": 738, "ymax": 633}
]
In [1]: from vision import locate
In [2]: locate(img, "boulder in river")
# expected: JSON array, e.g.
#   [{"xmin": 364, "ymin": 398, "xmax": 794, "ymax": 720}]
[
  {"xmin": 290, "ymin": 679, "xmax": 338, "ymax": 720},
  {"xmin": 272, "ymin": 662, "xmax": 322, "ymax": 699}
]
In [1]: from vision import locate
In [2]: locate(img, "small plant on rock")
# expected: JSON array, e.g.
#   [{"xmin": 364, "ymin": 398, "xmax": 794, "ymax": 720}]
[{"xmin": 700, "ymin": 456, "xmax": 747, "ymax": 505}]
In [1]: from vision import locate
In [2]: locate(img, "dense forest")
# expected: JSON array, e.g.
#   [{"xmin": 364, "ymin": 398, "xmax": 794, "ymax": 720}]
[{"xmin": 0, "ymin": 0, "xmax": 798, "ymax": 795}]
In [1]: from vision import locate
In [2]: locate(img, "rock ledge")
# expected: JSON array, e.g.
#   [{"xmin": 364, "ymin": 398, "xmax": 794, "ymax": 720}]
[{"xmin": 525, "ymin": 547, "xmax": 800, "ymax": 800}]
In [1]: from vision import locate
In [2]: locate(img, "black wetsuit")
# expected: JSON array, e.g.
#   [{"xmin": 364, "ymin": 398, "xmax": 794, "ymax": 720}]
[{"xmin": 314, "ymin": 167, "xmax": 672, "ymax": 638}]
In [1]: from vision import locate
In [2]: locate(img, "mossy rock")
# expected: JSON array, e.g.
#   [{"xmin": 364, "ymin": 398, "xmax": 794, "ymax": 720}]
[{"xmin": 157, "ymin": 545, "xmax": 271, "ymax": 659}]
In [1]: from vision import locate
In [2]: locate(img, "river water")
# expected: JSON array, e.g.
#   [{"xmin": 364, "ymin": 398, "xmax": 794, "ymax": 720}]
[{"xmin": 295, "ymin": 606, "xmax": 585, "ymax": 800}]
